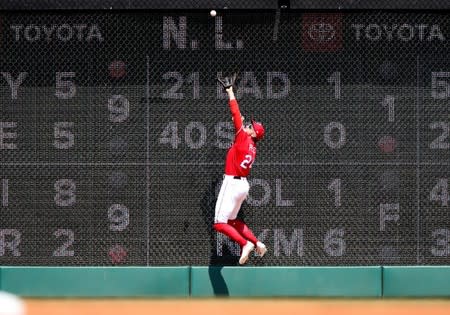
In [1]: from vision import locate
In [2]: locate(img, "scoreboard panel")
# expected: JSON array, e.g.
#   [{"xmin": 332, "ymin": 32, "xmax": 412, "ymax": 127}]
[{"xmin": 0, "ymin": 11, "xmax": 449, "ymax": 265}]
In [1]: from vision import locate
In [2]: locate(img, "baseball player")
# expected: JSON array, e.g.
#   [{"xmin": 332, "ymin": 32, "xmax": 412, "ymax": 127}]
[{"xmin": 213, "ymin": 73, "xmax": 267, "ymax": 265}]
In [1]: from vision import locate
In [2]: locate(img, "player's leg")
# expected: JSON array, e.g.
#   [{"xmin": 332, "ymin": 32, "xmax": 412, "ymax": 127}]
[
  {"xmin": 213, "ymin": 177, "xmax": 248, "ymax": 247},
  {"xmin": 213, "ymin": 223, "xmax": 247, "ymax": 247},
  {"xmin": 213, "ymin": 218, "xmax": 254, "ymax": 264},
  {"xmin": 226, "ymin": 179, "xmax": 255, "ymax": 264},
  {"xmin": 228, "ymin": 180, "xmax": 267, "ymax": 257},
  {"xmin": 228, "ymin": 219, "xmax": 257, "ymax": 244},
  {"xmin": 229, "ymin": 219, "xmax": 267, "ymax": 257},
  {"xmin": 227, "ymin": 179, "xmax": 256, "ymax": 243}
]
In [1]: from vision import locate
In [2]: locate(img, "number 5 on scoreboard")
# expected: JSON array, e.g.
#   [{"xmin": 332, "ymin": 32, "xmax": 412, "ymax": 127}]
[{"xmin": 431, "ymin": 72, "xmax": 450, "ymax": 99}]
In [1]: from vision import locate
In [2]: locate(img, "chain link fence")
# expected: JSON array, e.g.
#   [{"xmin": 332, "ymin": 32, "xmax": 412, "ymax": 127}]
[
  {"xmin": 1, "ymin": 0, "xmax": 450, "ymax": 9},
  {"xmin": 0, "ymin": 4, "xmax": 449, "ymax": 265}
]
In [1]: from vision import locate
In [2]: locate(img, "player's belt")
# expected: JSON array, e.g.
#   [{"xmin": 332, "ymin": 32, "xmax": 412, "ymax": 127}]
[{"xmin": 224, "ymin": 175, "xmax": 246, "ymax": 180}]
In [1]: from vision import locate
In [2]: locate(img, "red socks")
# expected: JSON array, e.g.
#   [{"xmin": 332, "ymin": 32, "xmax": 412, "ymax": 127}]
[
  {"xmin": 213, "ymin": 223, "xmax": 247, "ymax": 247},
  {"xmin": 228, "ymin": 219, "xmax": 258, "ymax": 245},
  {"xmin": 213, "ymin": 219, "xmax": 258, "ymax": 248}
]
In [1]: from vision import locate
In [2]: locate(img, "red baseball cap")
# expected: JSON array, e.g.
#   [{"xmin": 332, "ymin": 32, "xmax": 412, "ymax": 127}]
[{"xmin": 251, "ymin": 119, "xmax": 265, "ymax": 140}]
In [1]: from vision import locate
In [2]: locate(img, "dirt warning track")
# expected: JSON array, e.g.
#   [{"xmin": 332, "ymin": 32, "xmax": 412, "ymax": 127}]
[{"xmin": 25, "ymin": 298, "xmax": 450, "ymax": 315}]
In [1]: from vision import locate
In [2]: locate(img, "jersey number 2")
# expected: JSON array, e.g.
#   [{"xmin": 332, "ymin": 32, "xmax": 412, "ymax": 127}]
[{"xmin": 240, "ymin": 155, "xmax": 253, "ymax": 169}]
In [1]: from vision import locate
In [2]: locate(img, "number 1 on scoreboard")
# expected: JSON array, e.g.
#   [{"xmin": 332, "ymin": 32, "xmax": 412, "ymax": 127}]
[
  {"xmin": 1, "ymin": 179, "xmax": 8, "ymax": 207},
  {"xmin": 382, "ymin": 95, "xmax": 395, "ymax": 123},
  {"xmin": 327, "ymin": 71, "xmax": 341, "ymax": 100},
  {"xmin": 328, "ymin": 178, "xmax": 341, "ymax": 207}
]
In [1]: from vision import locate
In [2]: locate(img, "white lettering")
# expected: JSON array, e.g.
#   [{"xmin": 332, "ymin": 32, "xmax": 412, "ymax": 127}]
[
  {"xmin": 324, "ymin": 122, "xmax": 346, "ymax": 149},
  {"xmin": 54, "ymin": 122, "xmax": 75, "ymax": 149},
  {"xmin": 54, "ymin": 179, "xmax": 76, "ymax": 207},
  {"xmin": 431, "ymin": 72, "xmax": 450, "ymax": 99},
  {"xmin": 398, "ymin": 24, "xmax": 413, "ymax": 41},
  {"xmin": 351, "ymin": 24, "xmax": 364, "ymax": 40},
  {"xmin": 431, "ymin": 229, "xmax": 450, "ymax": 256},
  {"xmin": 55, "ymin": 72, "xmax": 76, "ymax": 99},
  {"xmin": 2, "ymin": 179, "xmax": 8, "ymax": 207},
  {"xmin": 0, "ymin": 229, "xmax": 21, "ymax": 256},
  {"xmin": 214, "ymin": 121, "xmax": 234, "ymax": 149},
  {"xmin": 430, "ymin": 178, "xmax": 449, "ymax": 207},
  {"xmin": 276, "ymin": 179, "xmax": 294, "ymax": 207},
  {"xmin": 43, "ymin": 25, "xmax": 56, "ymax": 41},
  {"xmin": 108, "ymin": 204, "xmax": 130, "ymax": 232},
  {"xmin": 87, "ymin": 25, "xmax": 103, "ymax": 41},
  {"xmin": 383, "ymin": 24, "xmax": 398, "ymax": 41},
  {"xmin": 163, "ymin": 16, "xmax": 187, "ymax": 49},
  {"xmin": 10, "ymin": 25, "xmax": 23, "ymax": 41},
  {"xmin": 10, "ymin": 24, "xmax": 103, "ymax": 42},
  {"xmin": 57, "ymin": 24, "xmax": 74, "ymax": 42},
  {"xmin": 73, "ymin": 24, "xmax": 88, "ymax": 40},
  {"xmin": 1, "ymin": 72, "xmax": 28, "ymax": 99},
  {"xmin": 430, "ymin": 24, "xmax": 445, "ymax": 41},
  {"xmin": 216, "ymin": 232, "xmax": 240, "ymax": 256},
  {"xmin": 0, "ymin": 122, "xmax": 17, "ymax": 150},
  {"xmin": 324, "ymin": 228, "xmax": 345, "ymax": 256},
  {"xmin": 236, "ymin": 72, "xmax": 262, "ymax": 99},
  {"xmin": 274, "ymin": 229, "xmax": 304, "ymax": 257},
  {"xmin": 353, "ymin": 23, "xmax": 445, "ymax": 41},
  {"xmin": 416, "ymin": 24, "xmax": 427, "ymax": 40},
  {"xmin": 24, "ymin": 24, "xmax": 40, "ymax": 41},
  {"xmin": 380, "ymin": 203, "xmax": 400, "ymax": 231},
  {"xmin": 366, "ymin": 24, "xmax": 381, "ymax": 41},
  {"xmin": 217, "ymin": 228, "xmax": 304, "ymax": 257},
  {"xmin": 247, "ymin": 179, "xmax": 271, "ymax": 206},
  {"xmin": 215, "ymin": 16, "xmax": 243, "ymax": 50},
  {"xmin": 108, "ymin": 95, "xmax": 130, "ymax": 123}
]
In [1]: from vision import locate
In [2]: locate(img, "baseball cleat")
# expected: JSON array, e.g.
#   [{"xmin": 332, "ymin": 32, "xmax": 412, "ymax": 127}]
[
  {"xmin": 239, "ymin": 241, "xmax": 255, "ymax": 265},
  {"xmin": 255, "ymin": 241, "xmax": 267, "ymax": 257}
]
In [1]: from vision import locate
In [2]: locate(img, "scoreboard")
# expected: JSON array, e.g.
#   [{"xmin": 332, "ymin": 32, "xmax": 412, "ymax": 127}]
[{"xmin": 0, "ymin": 11, "xmax": 449, "ymax": 265}]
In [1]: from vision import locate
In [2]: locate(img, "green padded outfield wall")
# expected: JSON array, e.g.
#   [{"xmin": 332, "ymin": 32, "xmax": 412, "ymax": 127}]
[
  {"xmin": 4, "ymin": 266, "xmax": 450, "ymax": 297},
  {"xmin": 190, "ymin": 266, "xmax": 382, "ymax": 297},
  {"xmin": 0, "ymin": 266, "xmax": 382, "ymax": 297},
  {"xmin": 383, "ymin": 266, "xmax": 450, "ymax": 297},
  {"xmin": 0, "ymin": 267, "xmax": 190, "ymax": 297}
]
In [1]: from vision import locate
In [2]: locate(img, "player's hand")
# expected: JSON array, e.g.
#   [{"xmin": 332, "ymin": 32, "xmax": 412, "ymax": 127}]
[{"xmin": 217, "ymin": 73, "xmax": 237, "ymax": 90}]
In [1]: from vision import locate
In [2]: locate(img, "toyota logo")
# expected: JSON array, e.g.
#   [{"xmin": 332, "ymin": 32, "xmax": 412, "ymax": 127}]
[{"xmin": 308, "ymin": 23, "xmax": 335, "ymax": 42}]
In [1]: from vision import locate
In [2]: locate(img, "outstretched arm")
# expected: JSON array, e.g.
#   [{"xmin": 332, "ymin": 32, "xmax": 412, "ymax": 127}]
[{"xmin": 226, "ymin": 87, "xmax": 243, "ymax": 131}]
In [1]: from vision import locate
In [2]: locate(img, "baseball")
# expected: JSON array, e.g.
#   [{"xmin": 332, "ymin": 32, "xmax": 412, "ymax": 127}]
[
  {"xmin": 210, "ymin": 10, "xmax": 217, "ymax": 17},
  {"xmin": 0, "ymin": 291, "xmax": 26, "ymax": 315}
]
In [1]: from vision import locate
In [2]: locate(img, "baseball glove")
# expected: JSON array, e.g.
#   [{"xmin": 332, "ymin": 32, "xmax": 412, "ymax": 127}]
[{"xmin": 217, "ymin": 72, "xmax": 237, "ymax": 90}]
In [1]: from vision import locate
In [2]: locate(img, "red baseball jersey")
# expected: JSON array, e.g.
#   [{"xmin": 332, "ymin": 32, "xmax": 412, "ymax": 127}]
[{"xmin": 224, "ymin": 99, "xmax": 257, "ymax": 177}]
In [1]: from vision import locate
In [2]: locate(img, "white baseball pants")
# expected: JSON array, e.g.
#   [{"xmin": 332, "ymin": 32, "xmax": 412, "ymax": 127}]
[{"xmin": 214, "ymin": 175, "xmax": 250, "ymax": 223}]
